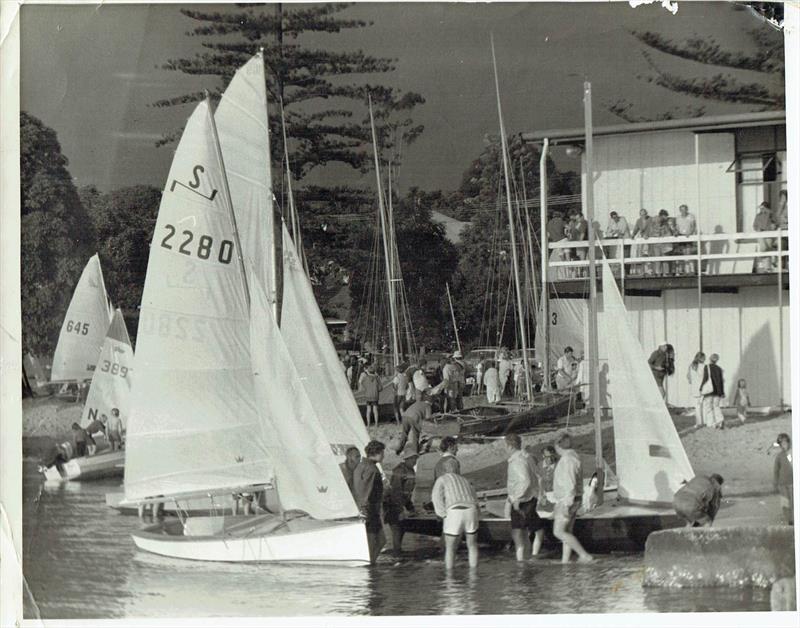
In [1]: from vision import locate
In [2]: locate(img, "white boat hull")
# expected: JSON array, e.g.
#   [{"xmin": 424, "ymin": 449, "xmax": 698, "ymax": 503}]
[
  {"xmin": 42, "ymin": 449, "xmax": 125, "ymax": 482},
  {"xmin": 132, "ymin": 514, "xmax": 371, "ymax": 565}
]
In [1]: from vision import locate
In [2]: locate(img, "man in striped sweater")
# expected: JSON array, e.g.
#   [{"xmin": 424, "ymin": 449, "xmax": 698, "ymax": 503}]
[{"xmin": 431, "ymin": 456, "xmax": 480, "ymax": 570}]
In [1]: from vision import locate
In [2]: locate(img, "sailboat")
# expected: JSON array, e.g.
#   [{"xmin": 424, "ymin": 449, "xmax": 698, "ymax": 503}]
[
  {"xmin": 41, "ymin": 308, "xmax": 131, "ymax": 481},
  {"xmin": 124, "ymin": 77, "xmax": 369, "ymax": 563},
  {"xmin": 49, "ymin": 253, "xmax": 113, "ymax": 385}
]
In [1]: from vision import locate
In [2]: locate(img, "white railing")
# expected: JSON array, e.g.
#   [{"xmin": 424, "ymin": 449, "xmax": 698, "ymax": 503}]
[{"xmin": 547, "ymin": 230, "xmax": 789, "ymax": 281}]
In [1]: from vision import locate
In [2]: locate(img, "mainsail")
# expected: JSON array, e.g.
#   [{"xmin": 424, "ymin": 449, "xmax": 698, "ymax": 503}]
[
  {"xmin": 280, "ymin": 224, "xmax": 370, "ymax": 457},
  {"xmin": 601, "ymin": 262, "xmax": 694, "ymax": 504},
  {"xmin": 50, "ymin": 254, "xmax": 112, "ymax": 382},
  {"xmin": 124, "ymin": 101, "xmax": 273, "ymax": 502},
  {"xmin": 535, "ymin": 296, "xmax": 587, "ymax": 368},
  {"xmin": 250, "ymin": 272, "xmax": 359, "ymax": 520},
  {"xmin": 215, "ymin": 51, "xmax": 275, "ymax": 304},
  {"xmin": 80, "ymin": 308, "xmax": 133, "ymax": 428}
]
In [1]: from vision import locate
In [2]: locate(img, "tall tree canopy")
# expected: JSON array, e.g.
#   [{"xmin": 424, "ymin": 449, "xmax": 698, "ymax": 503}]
[
  {"xmin": 21, "ymin": 112, "xmax": 93, "ymax": 355},
  {"xmin": 154, "ymin": 3, "xmax": 424, "ymax": 179},
  {"xmin": 611, "ymin": 24, "xmax": 784, "ymax": 122},
  {"xmin": 81, "ymin": 184, "xmax": 162, "ymax": 342}
]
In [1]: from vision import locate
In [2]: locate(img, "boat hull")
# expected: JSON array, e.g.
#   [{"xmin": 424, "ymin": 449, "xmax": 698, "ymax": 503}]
[
  {"xmin": 132, "ymin": 514, "xmax": 371, "ymax": 565},
  {"xmin": 424, "ymin": 393, "xmax": 572, "ymax": 438},
  {"xmin": 42, "ymin": 450, "xmax": 125, "ymax": 482},
  {"xmin": 402, "ymin": 500, "xmax": 683, "ymax": 553}
]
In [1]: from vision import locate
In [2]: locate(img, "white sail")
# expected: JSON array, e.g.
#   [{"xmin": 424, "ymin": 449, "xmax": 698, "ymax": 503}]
[
  {"xmin": 250, "ymin": 271, "xmax": 359, "ymax": 520},
  {"xmin": 50, "ymin": 254, "xmax": 112, "ymax": 382},
  {"xmin": 280, "ymin": 224, "xmax": 370, "ymax": 458},
  {"xmin": 124, "ymin": 101, "xmax": 273, "ymax": 502},
  {"xmin": 215, "ymin": 52, "xmax": 275, "ymax": 303},
  {"xmin": 80, "ymin": 309, "xmax": 133, "ymax": 429},
  {"xmin": 535, "ymin": 296, "xmax": 587, "ymax": 368},
  {"xmin": 601, "ymin": 262, "xmax": 694, "ymax": 504}
]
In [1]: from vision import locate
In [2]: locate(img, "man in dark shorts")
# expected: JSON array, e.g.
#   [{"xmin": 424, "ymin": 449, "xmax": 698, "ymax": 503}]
[
  {"xmin": 71, "ymin": 422, "xmax": 93, "ymax": 458},
  {"xmin": 353, "ymin": 440, "xmax": 387, "ymax": 564},
  {"xmin": 504, "ymin": 433, "xmax": 542, "ymax": 561},
  {"xmin": 383, "ymin": 447, "xmax": 418, "ymax": 557}
]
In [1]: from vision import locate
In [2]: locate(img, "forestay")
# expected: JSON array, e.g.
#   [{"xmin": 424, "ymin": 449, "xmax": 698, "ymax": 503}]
[
  {"xmin": 280, "ymin": 224, "xmax": 370, "ymax": 458},
  {"xmin": 124, "ymin": 101, "xmax": 273, "ymax": 502},
  {"xmin": 601, "ymin": 263, "xmax": 694, "ymax": 504},
  {"xmin": 50, "ymin": 254, "xmax": 112, "ymax": 382},
  {"xmin": 215, "ymin": 51, "xmax": 275, "ymax": 303},
  {"xmin": 250, "ymin": 271, "xmax": 359, "ymax": 520},
  {"xmin": 80, "ymin": 309, "xmax": 134, "ymax": 429}
]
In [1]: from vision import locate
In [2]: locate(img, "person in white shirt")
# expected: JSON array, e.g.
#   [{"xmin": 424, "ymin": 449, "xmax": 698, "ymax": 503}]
[
  {"xmin": 431, "ymin": 456, "xmax": 480, "ymax": 570},
  {"xmin": 552, "ymin": 433, "xmax": 593, "ymax": 563},
  {"xmin": 604, "ymin": 211, "xmax": 630, "ymax": 263},
  {"xmin": 504, "ymin": 433, "xmax": 543, "ymax": 562},
  {"xmin": 674, "ymin": 204, "xmax": 698, "ymax": 274}
]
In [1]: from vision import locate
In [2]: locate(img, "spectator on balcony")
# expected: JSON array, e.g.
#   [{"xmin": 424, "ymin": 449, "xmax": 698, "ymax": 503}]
[
  {"xmin": 753, "ymin": 201, "xmax": 777, "ymax": 273},
  {"xmin": 605, "ymin": 211, "xmax": 630, "ymax": 265},
  {"xmin": 566, "ymin": 210, "xmax": 588, "ymax": 278},
  {"xmin": 675, "ymin": 204, "xmax": 698, "ymax": 275},
  {"xmin": 777, "ymin": 190, "xmax": 788, "ymax": 267},
  {"xmin": 546, "ymin": 211, "xmax": 568, "ymax": 276},
  {"xmin": 650, "ymin": 210, "xmax": 677, "ymax": 276},
  {"xmin": 630, "ymin": 209, "xmax": 652, "ymax": 276}
]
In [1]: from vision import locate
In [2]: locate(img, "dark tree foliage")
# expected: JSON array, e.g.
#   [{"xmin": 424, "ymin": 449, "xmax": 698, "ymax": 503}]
[
  {"xmin": 21, "ymin": 112, "xmax": 93, "ymax": 355},
  {"xmin": 82, "ymin": 185, "xmax": 162, "ymax": 343},
  {"xmin": 154, "ymin": 3, "xmax": 424, "ymax": 180},
  {"xmin": 610, "ymin": 23, "xmax": 784, "ymax": 122}
]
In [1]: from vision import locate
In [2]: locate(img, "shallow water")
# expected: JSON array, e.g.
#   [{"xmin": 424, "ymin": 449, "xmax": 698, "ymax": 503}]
[{"xmin": 22, "ymin": 462, "xmax": 770, "ymax": 619}]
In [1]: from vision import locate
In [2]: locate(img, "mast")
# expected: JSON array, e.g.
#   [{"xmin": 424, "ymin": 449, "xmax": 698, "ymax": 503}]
[
  {"xmin": 206, "ymin": 92, "xmax": 250, "ymax": 309},
  {"xmin": 519, "ymin": 158, "xmax": 540, "ymax": 349},
  {"xmin": 540, "ymin": 138, "xmax": 550, "ymax": 390},
  {"xmin": 446, "ymin": 282, "xmax": 462, "ymax": 354},
  {"xmin": 491, "ymin": 36, "xmax": 533, "ymax": 402},
  {"xmin": 257, "ymin": 49, "xmax": 278, "ymax": 321},
  {"xmin": 368, "ymin": 95, "xmax": 400, "ymax": 366},
  {"xmin": 584, "ymin": 81, "xmax": 604, "ymax": 504}
]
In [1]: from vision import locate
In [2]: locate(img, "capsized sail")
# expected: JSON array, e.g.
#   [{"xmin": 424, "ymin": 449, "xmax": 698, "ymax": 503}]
[
  {"xmin": 80, "ymin": 309, "xmax": 134, "ymax": 429},
  {"xmin": 280, "ymin": 224, "xmax": 370, "ymax": 458},
  {"xmin": 50, "ymin": 254, "xmax": 112, "ymax": 382},
  {"xmin": 250, "ymin": 269, "xmax": 359, "ymax": 520},
  {"xmin": 215, "ymin": 51, "xmax": 275, "ymax": 304},
  {"xmin": 601, "ymin": 262, "xmax": 694, "ymax": 504},
  {"xmin": 124, "ymin": 101, "xmax": 273, "ymax": 502}
]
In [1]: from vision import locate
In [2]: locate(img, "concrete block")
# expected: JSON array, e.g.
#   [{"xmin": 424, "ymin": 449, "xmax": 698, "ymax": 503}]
[
  {"xmin": 643, "ymin": 526, "xmax": 796, "ymax": 588},
  {"xmin": 770, "ymin": 578, "xmax": 797, "ymax": 611}
]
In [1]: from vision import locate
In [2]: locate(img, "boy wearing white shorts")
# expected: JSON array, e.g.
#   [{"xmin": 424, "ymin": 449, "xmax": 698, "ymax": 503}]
[{"xmin": 431, "ymin": 457, "xmax": 480, "ymax": 570}]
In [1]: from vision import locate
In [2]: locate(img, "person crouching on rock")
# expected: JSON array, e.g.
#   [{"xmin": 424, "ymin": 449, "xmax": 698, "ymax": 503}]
[{"xmin": 673, "ymin": 474, "xmax": 724, "ymax": 527}]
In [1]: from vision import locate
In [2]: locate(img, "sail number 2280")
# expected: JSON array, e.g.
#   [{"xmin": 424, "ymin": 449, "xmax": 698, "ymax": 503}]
[{"xmin": 160, "ymin": 224, "xmax": 234, "ymax": 264}]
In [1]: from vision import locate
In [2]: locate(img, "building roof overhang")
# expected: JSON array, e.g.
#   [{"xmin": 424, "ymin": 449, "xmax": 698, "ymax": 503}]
[{"xmin": 522, "ymin": 110, "xmax": 786, "ymax": 146}]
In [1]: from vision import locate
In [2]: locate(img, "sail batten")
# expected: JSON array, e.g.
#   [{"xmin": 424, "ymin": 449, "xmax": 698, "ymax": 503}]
[
  {"xmin": 50, "ymin": 254, "xmax": 113, "ymax": 382},
  {"xmin": 601, "ymin": 263, "xmax": 694, "ymax": 504}
]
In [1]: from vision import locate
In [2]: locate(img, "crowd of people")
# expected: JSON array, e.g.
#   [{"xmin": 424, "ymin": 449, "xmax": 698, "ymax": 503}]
[
  {"xmin": 39, "ymin": 408, "xmax": 125, "ymax": 473},
  {"xmin": 546, "ymin": 190, "xmax": 788, "ymax": 278},
  {"xmin": 337, "ymin": 426, "xmax": 603, "ymax": 568}
]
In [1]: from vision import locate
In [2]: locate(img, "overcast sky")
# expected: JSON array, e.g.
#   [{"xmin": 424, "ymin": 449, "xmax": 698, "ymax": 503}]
[{"xmin": 20, "ymin": 2, "xmax": 781, "ymax": 194}]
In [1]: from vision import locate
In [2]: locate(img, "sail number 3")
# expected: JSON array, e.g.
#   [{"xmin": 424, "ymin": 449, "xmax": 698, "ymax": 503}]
[
  {"xmin": 160, "ymin": 224, "xmax": 234, "ymax": 264},
  {"xmin": 66, "ymin": 321, "xmax": 90, "ymax": 335}
]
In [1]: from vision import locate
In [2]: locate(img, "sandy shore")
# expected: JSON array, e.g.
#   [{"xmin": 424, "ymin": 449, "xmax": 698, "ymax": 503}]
[{"xmin": 22, "ymin": 394, "xmax": 792, "ymax": 499}]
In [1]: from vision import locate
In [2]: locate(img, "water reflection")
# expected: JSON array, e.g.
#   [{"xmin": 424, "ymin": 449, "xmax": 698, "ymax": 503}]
[{"xmin": 22, "ymin": 463, "xmax": 772, "ymax": 619}]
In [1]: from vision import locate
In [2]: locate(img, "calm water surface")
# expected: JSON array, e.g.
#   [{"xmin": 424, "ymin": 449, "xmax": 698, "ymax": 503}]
[{"xmin": 22, "ymin": 462, "xmax": 770, "ymax": 619}]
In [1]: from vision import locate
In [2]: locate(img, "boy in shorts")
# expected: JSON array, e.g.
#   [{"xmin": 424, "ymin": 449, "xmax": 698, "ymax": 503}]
[{"xmin": 432, "ymin": 456, "xmax": 479, "ymax": 569}]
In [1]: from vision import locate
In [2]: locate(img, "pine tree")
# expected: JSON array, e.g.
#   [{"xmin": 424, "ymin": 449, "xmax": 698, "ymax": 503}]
[
  {"xmin": 610, "ymin": 24, "xmax": 784, "ymax": 122},
  {"xmin": 153, "ymin": 3, "xmax": 424, "ymax": 180}
]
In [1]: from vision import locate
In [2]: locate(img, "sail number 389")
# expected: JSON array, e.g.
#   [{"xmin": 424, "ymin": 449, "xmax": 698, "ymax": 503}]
[{"xmin": 160, "ymin": 224, "xmax": 234, "ymax": 264}]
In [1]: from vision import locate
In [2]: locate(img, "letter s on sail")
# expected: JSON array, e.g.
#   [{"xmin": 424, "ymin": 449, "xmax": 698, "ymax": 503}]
[{"xmin": 189, "ymin": 165, "xmax": 205, "ymax": 189}]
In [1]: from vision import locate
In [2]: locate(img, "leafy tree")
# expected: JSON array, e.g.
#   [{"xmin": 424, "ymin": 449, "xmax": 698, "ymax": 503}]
[
  {"xmin": 154, "ymin": 3, "xmax": 424, "ymax": 179},
  {"xmin": 20, "ymin": 112, "xmax": 93, "ymax": 355},
  {"xmin": 82, "ymin": 185, "xmax": 162, "ymax": 342},
  {"xmin": 610, "ymin": 24, "xmax": 784, "ymax": 122}
]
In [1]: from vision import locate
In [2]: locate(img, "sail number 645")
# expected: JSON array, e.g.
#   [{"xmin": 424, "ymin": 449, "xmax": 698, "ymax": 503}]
[{"xmin": 160, "ymin": 224, "xmax": 233, "ymax": 264}]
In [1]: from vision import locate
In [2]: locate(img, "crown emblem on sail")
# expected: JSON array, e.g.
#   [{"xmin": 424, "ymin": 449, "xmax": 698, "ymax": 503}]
[
  {"xmin": 316, "ymin": 485, "xmax": 328, "ymax": 493},
  {"xmin": 235, "ymin": 455, "xmax": 244, "ymax": 463}
]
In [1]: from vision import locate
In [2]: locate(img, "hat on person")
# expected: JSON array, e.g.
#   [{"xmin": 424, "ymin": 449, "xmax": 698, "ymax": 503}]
[
  {"xmin": 709, "ymin": 353, "xmax": 719, "ymax": 363},
  {"xmin": 610, "ymin": 211, "xmax": 618, "ymax": 217},
  {"xmin": 452, "ymin": 350, "xmax": 463, "ymax": 359}
]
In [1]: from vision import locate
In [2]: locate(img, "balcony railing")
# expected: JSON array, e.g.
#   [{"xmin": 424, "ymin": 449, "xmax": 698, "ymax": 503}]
[{"xmin": 547, "ymin": 230, "xmax": 789, "ymax": 282}]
